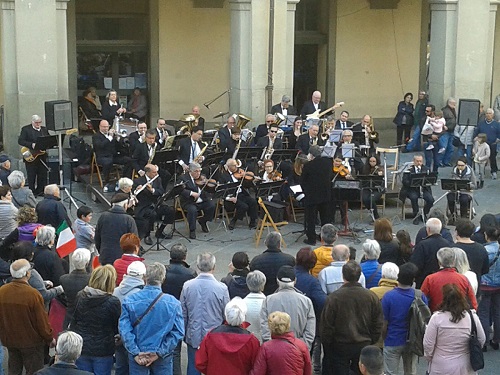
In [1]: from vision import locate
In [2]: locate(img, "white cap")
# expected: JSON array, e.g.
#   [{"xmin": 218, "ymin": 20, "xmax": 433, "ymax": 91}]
[{"xmin": 127, "ymin": 261, "xmax": 146, "ymax": 277}]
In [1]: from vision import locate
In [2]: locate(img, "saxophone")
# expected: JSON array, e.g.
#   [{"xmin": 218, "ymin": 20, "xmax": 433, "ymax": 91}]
[
  {"xmin": 194, "ymin": 141, "xmax": 208, "ymax": 163},
  {"xmin": 147, "ymin": 143, "xmax": 157, "ymax": 164}
]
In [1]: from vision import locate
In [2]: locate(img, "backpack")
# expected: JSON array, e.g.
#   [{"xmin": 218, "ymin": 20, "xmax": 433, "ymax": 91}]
[
  {"xmin": 406, "ymin": 289, "xmax": 431, "ymax": 356},
  {"xmin": 69, "ymin": 134, "xmax": 92, "ymax": 166}
]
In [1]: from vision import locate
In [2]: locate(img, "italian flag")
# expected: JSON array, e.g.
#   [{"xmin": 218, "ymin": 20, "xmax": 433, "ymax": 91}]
[{"xmin": 56, "ymin": 221, "xmax": 77, "ymax": 258}]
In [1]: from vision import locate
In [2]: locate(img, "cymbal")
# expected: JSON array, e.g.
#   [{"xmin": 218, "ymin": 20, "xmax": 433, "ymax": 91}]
[
  {"xmin": 213, "ymin": 112, "xmax": 229, "ymax": 119},
  {"xmin": 165, "ymin": 120, "xmax": 185, "ymax": 127}
]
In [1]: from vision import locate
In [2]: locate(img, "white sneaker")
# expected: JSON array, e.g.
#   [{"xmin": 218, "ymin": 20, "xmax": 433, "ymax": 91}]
[
  {"xmin": 426, "ymin": 144, "xmax": 434, "ymax": 150},
  {"xmin": 438, "ymin": 148, "xmax": 445, "ymax": 154},
  {"xmin": 493, "ymin": 172, "xmax": 497, "ymax": 180},
  {"xmin": 296, "ymin": 194, "xmax": 305, "ymax": 201},
  {"xmin": 103, "ymin": 186, "xmax": 109, "ymax": 192}
]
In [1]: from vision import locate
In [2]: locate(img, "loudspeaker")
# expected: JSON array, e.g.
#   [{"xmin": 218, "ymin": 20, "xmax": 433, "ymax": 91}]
[
  {"xmin": 45, "ymin": 100, "xmax": 73, "ymax": 131},
  {"xmin": 457, "ymin": 99, "xmax": 481, "ymax": 127}
]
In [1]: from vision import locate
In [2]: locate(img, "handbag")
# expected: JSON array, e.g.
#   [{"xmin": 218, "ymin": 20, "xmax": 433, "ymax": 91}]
[{"xmin": 467, "ymin": 310, "xmax": 484, "ymax": 371}]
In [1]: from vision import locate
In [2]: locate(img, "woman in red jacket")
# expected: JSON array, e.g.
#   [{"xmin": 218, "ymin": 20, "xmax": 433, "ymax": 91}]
[{"xmin": 251, "ymin": 311, "xmax": 312, "ymax": 375}]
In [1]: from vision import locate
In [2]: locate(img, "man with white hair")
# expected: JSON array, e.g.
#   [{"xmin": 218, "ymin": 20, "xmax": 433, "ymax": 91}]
[
  {"xmin": 300, "ymin": 90, "xmax": 327, "ymax": 119},
  {"xmin": 370, "ymin": 262, "xmax": 399, "ymax": 300},
  {"xmin": 18, "ymin": 114, "xmax": 50, "ymax": 195},
  {"xmin": 409, "ymin": 218, "xmax": 451, "ymax": 288},
  {"xmin": 0, "ymin": 259, "xmax": 55, "ymax": 374},
  {"xmin": 120, "ymin": 262, "xmax": 184, "ymax": 374},
  {"xmin": 8, "ymin": 170, "xmax": 37, "ymax": 208},
  {"xmin": 95, "ymin": 192, "xmax": 138, "ymax": 265},
  {"xmin": 473, "ymin": 107, "xmax": 500, "ymax": 179},
  {"xmin": 360, "ymin": 239, "xmax": 382, "ymax": 289},
  {"xmin": 421, "ymin": 247, "xmax": 478, "ymax": 312},
  {"xmin": 260, "ymin": 265, "xmax": 316, "ymax": 350},
  {"xmin": 318, "ymin": 244, "xmax": 366, "ymax": 294},
  {"xmin": 36, "ymin": 184, "xmax": 71, "ymax": 229},
  {"xmin": 180, "ymin": 253, "xmax": 230, "ymax": 375},
  {"xmin": 195, "ymin": 298, "xmax": 260, "ymax": 374},
  {"xmin": 35, "ymin": 331, "xmax": 92, "ymax": 374}
]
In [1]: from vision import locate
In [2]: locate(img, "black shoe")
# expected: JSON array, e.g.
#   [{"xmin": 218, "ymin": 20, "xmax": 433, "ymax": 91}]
[
  {"xmin": 144, "ymin": 236, "xmax": 153, "ymax": 245},
  {"xmin": 189, "ymin": 230, "xmax": 196, "ymax": 239},
  {"xmin": 198, "ymin": 219, "xmax": 209, "ymax": 233},
  {"xmin": 139, "ymin": 246, "xmax": 146, "ymax": 256},
  {"xmin": 228, "ymin": 218, "xmax": 237, "ymax": 230},
  {"xmin": 490, "ymin": 340, "xmax": 499, "ymax": 350},
  {"xmin": 303, "ymin": 238, "xmax": 316, "ymax": 246},
  {"xmin": 480, "ymin": 180, "xmax": 484, "ymax": 189},
  {"xmin": 483, "ymin": 345, "xmax": 488, "ymax": 352},
  {"xmin": 164, "ymin": 231, "xmax": 173, "ymax": 239},
  {"xmin": 412, "ymin": 216, "xmax": 423, "ymax": 225},
  {"xmin": 249, "ymin": 221, "xmax": 257, "ymax": 229}
]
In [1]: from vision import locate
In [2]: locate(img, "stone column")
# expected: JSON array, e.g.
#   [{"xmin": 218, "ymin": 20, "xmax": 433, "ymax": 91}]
[
  {"xmin": 428, "ymin": 0, "xmax": 498, "ymax": 107},
  {"xmin": 1, "ymin": 0, "xmax": 70, "ymax": 155}
]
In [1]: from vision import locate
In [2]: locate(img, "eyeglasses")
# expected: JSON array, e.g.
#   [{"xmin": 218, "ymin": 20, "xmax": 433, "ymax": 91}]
[{"xmin": 269, "ymin": 130, "xmax": 277, "ymax": 133}]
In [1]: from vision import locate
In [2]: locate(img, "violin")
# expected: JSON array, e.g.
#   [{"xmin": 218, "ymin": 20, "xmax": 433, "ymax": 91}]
[
  {"xmin": 233, "ymin": 168, "xmax": 256, "ymax": 189},
  {"xmin": 195, "ymin": 174, "xmax": 218, "ymax": 193},
  {"xmin": 333, "ymin": 165, "xmax": 350, "ymax": 177},
  {"xmin": 266, "ymin": 170, "xmax": 283, "ymax": 182}
]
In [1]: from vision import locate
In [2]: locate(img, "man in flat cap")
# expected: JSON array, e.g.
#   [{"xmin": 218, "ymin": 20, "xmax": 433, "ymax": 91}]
[{"xmin": 95, "ymin": 192, "xmax": 138, "ymax": 265}]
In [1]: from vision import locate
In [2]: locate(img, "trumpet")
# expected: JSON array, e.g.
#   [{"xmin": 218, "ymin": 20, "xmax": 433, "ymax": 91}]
[{"xmin": 365, "ymin": 122, "xmax": 379, "ymax": 144}]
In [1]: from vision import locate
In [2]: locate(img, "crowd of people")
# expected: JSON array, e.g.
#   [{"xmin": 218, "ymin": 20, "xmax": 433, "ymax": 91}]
[{"xmin": 0, "ymin": 206, "xmax": 498, "ymax": 375}]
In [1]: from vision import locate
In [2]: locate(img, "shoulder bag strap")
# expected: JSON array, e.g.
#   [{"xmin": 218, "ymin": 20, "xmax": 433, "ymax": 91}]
[
  {"xmin": 132, "ymin": 292, "xmax": 163, "ymax": 328},
  {"xmin": 468, "ymin": 310, "xmax": 477, "ymax": 337},
  {"xmin": 367, "ymin": 264, "xmax": 382, "ymax": 285},
  {"xmin": 489, "ymin": 249, "xmax": 500, "ymax": 267}
]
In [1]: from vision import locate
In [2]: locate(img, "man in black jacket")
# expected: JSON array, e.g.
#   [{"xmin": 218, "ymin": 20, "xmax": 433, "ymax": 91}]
[
  {"xmin": 256, "ymin": 123, "xmax": 283, "ymax": 150},
  {"xmin": 300, "ymin": 91, "xmax": 326, "ymax": 119},
  {"xmin": 409, "ymin": 218, "xmax": 450, "ymax": 288},
  {"xmin": 399, "ymin": 154, "xmax": 435, "ymax": 225},
  {"xmin": 36, "ymin": 184, "xmax": 71, "ymax": 229},
  {"xmin": 133, "ymin": 164, "xmax": 174, "ymax": 245},
  {"xmin": 296, "ymin": 124, "xmax": 325, "ymax": 155},
  {"xmin": 218, "ymin": 116, "xmax": 236, "ymax": 153},
  {"xmin": 334, "ymin": 111, "xmax": 354, "ymax": 130},
  {"xmin": 179, "ymin": 163, "xmax": 216, "ymax": 239},
  {"xmin": 249, "ymin": 232, "xmax": 295, "ymax": 296},
  {"xmin": 254, "ymin": 114, "xmax": 277, "ymax": 146},
  {"xmin": 178, "ymin": 126, "xmax": 206, "ymax": 172},
  {"xmin": 162, "ymin": 243, "xmax": 196, "ymax": 374},
  {"xmin": 128, "ymin": 121, "xmax": 147, "ymax": 155},
  {"xmin": 132, "ymin": 129, "xmax": 171, "ymax": 187},
  {"xmin": 92, "ymin": 120, "xmax": 132, "ymax": 185},
  {"xmin": 301, "ymin": 145, "xmax": 334, "ymax": 245},
  {"xmin": 95, "ymin": 193, "xmax": 138, "ymax": 265},
  {"xmin": 18, "ymin": 114, "xmax": 50, "ymax": 195},
  {"xmin": 270, "ymin": 95, "xmax": 297, "ymax": 117}
]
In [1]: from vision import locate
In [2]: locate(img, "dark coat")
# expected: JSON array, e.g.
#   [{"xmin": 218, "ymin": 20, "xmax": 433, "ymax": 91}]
[
  {"xmin": 32, "ymin": 244, "xmax": 66, "ymax": 287},
  {"xmin": 132, "ymin": 142, "xmax": 155, "ymax": 172},
  {"xmin": 415, "ymin": 226, "xmax": 453, "ymax": 245},
  {"xmin": 34, "ymin": 362, "xmax": 93, "ymax": 375},
  {"xmin": 36, "ymin": 194, "xmax": 71, "ymax": 229},
  {"xmin": 221, "ymin": 269, "xmax": 250, "ymax": 299},
  {"xmin": 179, "ymin": 173, "xmax": 211, "ymax": 209},
  {"xmin": 256, "ymin": 136, "xmax": 283, "ymax": 150},
  {"xmin": 79, "ymin": 97, "xmax": 101, "ymax": 120},
  {"xmin": 128, "ymin": 131, "xmax": 142, "ymax": 155},
  {"xmin": 178, "ymin": 137, "xmax": 205, "ymax": 166},
  {"xmin": 442, "ymin": 104, "xmax": 457, "ymax": 133},
  {"xmin": 378, "ymin": 239, "xmax": 403, "ymax": 265},
  {"xmin": 295, "ymin": 133, "xmax": 326, "ymax": 155},
  {"xmin": 70, "ymin": 290, "xmax": 121, "ymax": 357},
  {"xmin": 60, "ymin": 270, "xmax": 91, "ymax": 329},
  {"xmin": 92, "ymin": 131, "xmax": 117, "ymax": 159},
  {"xmin": 400, "ymin": 164, "xmax": 433, "ymax": 199},
  {"xmin": 393, "ymin": 101, "xmax": 414, "ymax": 127},
  {"xmin": 254, "ymin": 124, "xmax": 269, "ymax": 145},
  {"xmin": 300, "ymin": 100, "xmax": 327, "ymax": 119},
  {"xmin": 95, "ymin": 206, "xmax": 138, "ymax": 265},
  {"xmin": 18, "ymin": 124, "xmax": 50, "ymax": 155},
  {"xmin": 249, "ymin": 248, "xmax": 296, "ymax": 296},
  {"xmin": 295, "ymin": 266, "xmax": 327, "ymax": 319},
  {"xmin": 0, "ymin": 167, "xmax": 11, "ymax": 186},
  {"xmin": 301, "ymin": 156, "xmax": 333, "ymax": 206},
  {"xmin": 334, "ymin": 120, "xmax": 354, "ymax": 130},
  {"xmin": 409, "ymin": 233, "xmax": 452, "ymax": 288},
  {"xmin": 101, "ymin": 101, "xmax": 121, "ymax": 124},
  {"xmin": 218, "ymin": 126, "xmax": 232, "ymax": 153},
  {"xmin": 270, "ymin": 103, "xmax": 297, "ymax": 116},
  {"xmin": 132, "ymin": 175, "xmax": 164, "ymax": 217},
  {"xmin": 162, "ymin": 260, "xmax": 197, "ymax": 300}
]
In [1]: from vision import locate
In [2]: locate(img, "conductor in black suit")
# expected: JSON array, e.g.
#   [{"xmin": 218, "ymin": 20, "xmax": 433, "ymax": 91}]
[
  {"xmin": 133, "ymin": 164, "xmax": 175, "ymax": 245},
  {"xmin": 18, "ymin": 114, "xmax": 50, "ymax": 195},
  {"xmin": 334, "ymin": 111, "xmax": 354, "ymax": 130},
  {"xmin": 92, "ymin": 120, "xmax": 132, "ymax": 186},
  {"xmin": 178, "ymin": 126, "xmax": 206, "ymax": 172},
  {"xmin": 295, "ymin": 124, "xmax": 325, "ymax": 155},
  {"xmin": 270, "ymin": 95, "xmax": 297, "ymax": 117},
  {"xmin": 399, "ymin": 154, "xmax": 435, "ymax": 225},
  {"xmin": 132, "ymin": 129, "xmax": 171, "ymax": 187},
  {"xmin": 218, "ymin": 115, "xmax": 237, "ymax": 153},
  {"xmin": 301, "ymin": 145, "xmax": 334, "ymax": 245},
  {"xmin": 300, "ymin": 91, "xmax": 326, "ymax": 119},
  {"xmin": 179, "ymin": 162, "xmax": 216, "ymax": 239}
]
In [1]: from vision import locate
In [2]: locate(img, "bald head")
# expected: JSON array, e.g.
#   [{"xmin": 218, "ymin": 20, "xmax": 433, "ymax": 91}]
[
  {"xmin": 10, "ymin": 259, "xmax": 31, "ymax": 279},
  {"xmin": 332, "ymin": 244, "xmax": 350, "ymax": 262},
  {"xmin": 312, "ymin": 91, "xmax": 322, "ymax": 104}
]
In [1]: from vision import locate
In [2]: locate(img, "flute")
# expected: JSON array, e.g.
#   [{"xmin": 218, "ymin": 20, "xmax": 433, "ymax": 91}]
[{"xmin": 133, "ymin": 174, "xmax": 159, "ymax": 196}]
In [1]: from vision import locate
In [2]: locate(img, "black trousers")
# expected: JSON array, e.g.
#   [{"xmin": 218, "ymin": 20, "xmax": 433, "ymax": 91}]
[
  {"xmin": 305, "ymin": 202, "xmax": 331, "ymax": 241},
  {"xmin": 185, "ymin": 200, "xmax": 216, "ymax": 232},
  {"xmin": 135, "ymin": 204, "xmax": 175, "ymax": 238},
  {"xmin": 96, "ymin": 154, "xmax": 132, "ymax": 182},
  {"xmin": 224, "ymin": 195, "xmax": 258, "ymax": 222},
  {"xmin": 490, "ymin": 143, "xmax": 498, "ymax": 173},
  {"xmin": 322, "ymin": 341, "xmax": 366, "ymax": 375},
  {"xmin": 362, "ymin": 189, "xmax": 383, "ymax": 219},
  {"xmin": 25, "ymin": 158, "xmax": 48, "ymax": 196},
  {"xmin": 447, "ymin": 192, "xmax": 471, "ymax": 218},
  {"xmin": 407, "ymin": 189, "xmax": 434, "ymax": 215},
  {"xmin": 396, "ymin": 124, "xmax": 412, "ymax": 146}
]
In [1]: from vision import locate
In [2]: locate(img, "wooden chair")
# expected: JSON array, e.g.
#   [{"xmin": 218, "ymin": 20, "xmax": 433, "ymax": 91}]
[
  {"xmin": 174, "ymin": 197, "xmax": 204, "ymax": 234},
  {"xmin": 255, "ymin": 197, "xmax": 287, "ymax": 248},
  {"xmin": 90, "ymin": 152, "xmax": 121, "ymax": 189},
  {"xmin": 359, "ymin": 193, "xmax": 386, "ymax": 220},
  {"xmin": 376, "ymin": 147, "xmax": 400, "ymax": 190},
  {"xmin": 288, "ymin": 195, "xmax": 305, "ymax": 223}
]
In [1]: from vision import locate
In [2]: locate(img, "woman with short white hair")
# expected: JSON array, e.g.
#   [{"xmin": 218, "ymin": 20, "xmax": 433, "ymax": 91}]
[
  {"xmin": 361, "ymin": 239, "xmax": 382, "ymax": 288},
  {"xmin": 0, "ymin": 185, "xmax": 18, "ymax": 238},
  {"xmin": 196, "ymin": 297, "xmax": 260, "ymax": 375},
  {"xmin": 33, "ymin": 225, "xmax": 66, "ymax": 287},
  {"xmin": 7, "ymin": 170, "xmax": 37, "ymax": 208},
  {"xmin": 243, "ymin": 270, "xmax": 267, "ymax": 343}
]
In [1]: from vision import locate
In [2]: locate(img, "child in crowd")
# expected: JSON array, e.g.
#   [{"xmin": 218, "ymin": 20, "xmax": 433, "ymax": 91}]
[
  {"xmin": 473, "ymin": 133, "xmax": 490, "ymax": 188},
  {"xmin": 423, "ymin": 110, "xmax": 447, "ymax": 153},
  {"xmin": 72, "ymin": 205, "xmax": 96, "ymax": 271}
]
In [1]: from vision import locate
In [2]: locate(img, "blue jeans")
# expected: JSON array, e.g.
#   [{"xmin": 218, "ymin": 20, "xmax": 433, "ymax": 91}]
[
  {"xmin": 406, "ymin": 126, "xmax": 421, "ymax": 151},
  {"xmin": 478, "ymin": 289, "xmax": 500, "ymax": 342},
  {"xmin": 76, "ymin": 355, "xmax": 114, "ymax": 375},
  {"xmin": 115, "ymin": 345, "xmax": 129, "ymax": 375},
  {"xmin": 441, "ymin": 132, "xmax": 454, "ymax": 164},
  {"xmin": 187, "ymin": 344, "xmax": 200, "ymax": 375},
  {"xmin": 128, "ymin": 353, "xmax": 173, "ymax": 375},
  {"xmin": 0, "ymin": 341, "xmax": 4, "ymax": 375}
]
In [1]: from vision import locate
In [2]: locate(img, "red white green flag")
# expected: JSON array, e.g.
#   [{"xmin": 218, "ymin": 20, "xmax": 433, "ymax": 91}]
[{"xmin": 56, "ymin": 221, "xmax": 77, "ymax": 258}]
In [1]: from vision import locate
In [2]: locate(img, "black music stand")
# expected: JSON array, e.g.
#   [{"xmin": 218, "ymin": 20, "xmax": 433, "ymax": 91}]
[
  {"xmin": 357, "ymin": 175, "xmax": 384, "ymax": 222},
  {"xmin": 144, "ymin": 183, "xmax": 187, "ymax": 254},
  {"xmin": 435, "ymin": 178, "xmax": 473, "ymax": 221},
  {"xmin": 202, "ymin": 151, "xmax": 225, "ymax": 168},
  {"xmin": 270, "ymin": 150, "xmax": 297, "ymax": 163},
  {"xmin": 332, "ymin": 180, "xmax": 360, "ymax": 237},
  {"xmin": 35, "ymin": 135, "xmax": 58, "ymax": 151},
  {"xmin": 213, "ymin": 182, "xmax": 241, "ymax": 231},
  {"xmin": 409, "ymin": 172, "xmax": 438, "ymax": 223},
  {"xmin": 255, "ymin": 181, "xmax": 284, "ymax": 200},
  {"xmin": 352, "ymin": 131, "xmax": 365, "ymax": 145},
  {"xmin": 153, "ymin": 149, "xmax": 180, "ymax": 183},
  {"xmin": 237, "ymin": 147, "xmax": 263, "ymax": 162}
]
